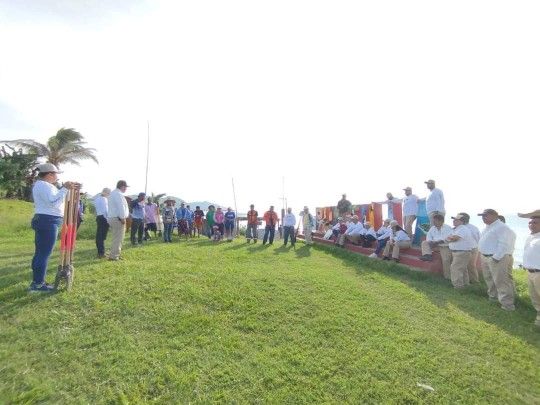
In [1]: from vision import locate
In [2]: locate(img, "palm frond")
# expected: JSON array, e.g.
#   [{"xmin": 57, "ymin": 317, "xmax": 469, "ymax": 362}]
[{"xmin": 0, "ymin": 139, "xmax": 49, "ymax": 156}]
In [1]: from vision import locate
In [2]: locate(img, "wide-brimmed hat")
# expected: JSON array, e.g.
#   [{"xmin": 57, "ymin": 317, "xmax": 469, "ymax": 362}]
[
  {"xmin": 451, "ymin": 214, "xmax": 466, "ymax": 221},
  {"xmin": 36, "ymin": 163, "xmax": 62, "ymax": 173},
  {"xmin": 518, "ymin": 210, "xmax": 540, "ymax": 219}
]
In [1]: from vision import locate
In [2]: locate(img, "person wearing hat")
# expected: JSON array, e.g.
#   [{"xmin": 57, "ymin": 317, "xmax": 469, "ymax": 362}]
[
  {"xmin": 369, "ymin": 219, "xmax": 393, "ymax": 258},
  {"xmin": 130, "ymin": 192, "xmax": 146, "ymax": 246},
  {"xmin": 457, "ymin": 212, "xmax": 481, "ymax": 283},
  {"xmin": 340, "ymin": 215, "xmax": 364, "ymax": 247},
  {"xmin": 518, "ymin": 210, "xmax": 540, "ymax": 326},
  {"xmin": 299, "ymin": 206, "xmax": 315, "ymax": 245},
  {"xmin": 359, "ymin": 222, "xmax": 377, "ymax": 248},
  {"xmin": 94, "ymin": 187, "xmax": 111, "ymax": 258},
  {"xmin": 402, "ymin": 187, "xmax": 418, "ymax": 238},
  {"xmin": 419, "ymin": 213, "xmax": 453, "ymax": 278},
  {"xmin": 381, "ymin": 221, "xmax": 411, "ymax": 262},
  {"xmin": 29, "ymin": 163, "xmax": 79, "ymax": 292},
  {"xmin": 107, "ymin": 180, "xmax": 130, "ymax": 260},
  {"xmin": 337, "ymin": 194, "xmax": 352, "ymax": 218},
  {"xmin": 161, "ymin": 198, "xmax": 177, "ymax": 243},
  {"xmin": 424, "ymin": 179, "xmax": 445, "ymax": 225},
  {"xmin": 446, "ymin": 214, "xmax": 475, "ymax": 288},
  {"xmin": 477, "ymin": 208, "xmax": 517, "ymax": 310}
]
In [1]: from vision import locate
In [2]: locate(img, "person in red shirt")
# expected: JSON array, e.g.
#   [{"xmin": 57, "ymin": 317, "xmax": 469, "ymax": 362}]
[
  {"xmin": 262, "ymin": 206, "xmax": 279, "ymax": 245},
  {"xmin": 246, "ymin": 204, "xmax": 259, "ymax": 243}
]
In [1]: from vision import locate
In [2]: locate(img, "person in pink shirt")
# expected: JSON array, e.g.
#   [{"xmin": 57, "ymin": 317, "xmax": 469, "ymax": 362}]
[
  {"xmin": 144, "ymin": 197, "xmax": 159, "ymax": 240},
  {"xmin": 214, "ymin": 207, "xmax": 225, "ymax": 237}
]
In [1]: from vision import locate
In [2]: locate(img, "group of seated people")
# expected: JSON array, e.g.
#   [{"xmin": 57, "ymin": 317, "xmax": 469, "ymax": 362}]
[{"xmin": 321, "ymin": 215, "xmax": 410, "ymax": 262}]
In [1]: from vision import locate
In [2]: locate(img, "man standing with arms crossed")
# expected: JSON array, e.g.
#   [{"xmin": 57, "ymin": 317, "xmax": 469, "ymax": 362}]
[
  {"xmin": 107, "ymin": 180, "xmax": 130, "ymax": 261},
  {"xmin": 518, "ymin": 209, "xmax": 540, "ymax": 327},
  {"xmin": 478, "ymin": 208, "xmax": 516, "ymax": 311}
]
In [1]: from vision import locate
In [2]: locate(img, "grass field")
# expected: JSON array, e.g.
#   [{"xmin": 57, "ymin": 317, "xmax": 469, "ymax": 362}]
[{"xmin": 1, "ymin": 200, "xmax": 539, "ymax": 403}]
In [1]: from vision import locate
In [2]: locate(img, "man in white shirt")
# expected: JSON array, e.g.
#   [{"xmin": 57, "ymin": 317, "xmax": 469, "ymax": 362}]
[
  {"xmin": 447, "ymin": 214, "xmax": 475, "ymax": 288},
  {"xmin": 282, "ymin": 207, "xmax": 297, "ymax": 247},
  {"xmin": 424, "ymin": 179, "xmax": 445, "ymax": 225},
  {"xmin": 94, "ymin": 187, "xmax": 111, "ymax": 259},
  {"xmin": 477, "ymin": 208, "xmax": 517, "ymax": 311},
  {"xmin": 382, "ymin": 223, "xmax": 411, "ymax": 262},
  {"xmin": 359, "ymin": 222, "xmax": 377, "ymax": 247},
  {"xmin": 458, "ymin": 212, "xmax": 481, "ymax": 283},
  {"xmin": 299, "ymin": 206, "xmax": 315, "ymax": 245},
  {"xmin": 420, "ymin": 213, "xmax": 453, "ymax": 279},
  {"xmin": 342, "ymin": 215, "xmax": 365, "ymax": 246},
  {"xmin": 107, "ymin": 180, "xmax": 130, "ymax": 261},
  {"xmin": 518, "ymin": 210, "xmax": 540, "ymax": 327},
  {"xmin": 402, "ymin": 187, "xmax": 418, "ymax": 238}
]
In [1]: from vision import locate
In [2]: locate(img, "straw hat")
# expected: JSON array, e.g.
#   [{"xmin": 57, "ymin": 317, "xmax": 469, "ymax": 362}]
[{"xmin": 518, "ymin": 210, "xmax": 540, "ymax": 218}]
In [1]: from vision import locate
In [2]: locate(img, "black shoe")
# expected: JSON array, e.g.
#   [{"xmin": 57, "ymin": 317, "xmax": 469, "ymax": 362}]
[
  {"xmin": 393, "ymin": 258, "xmax": 400, "ymax": 263},
  {"xmin": 382, "ymin": 256, "xmax": 390, "ymax": 261},
  {"xmin": 420, "ymin": 254, "xmax": 433, "ymax": 262}
]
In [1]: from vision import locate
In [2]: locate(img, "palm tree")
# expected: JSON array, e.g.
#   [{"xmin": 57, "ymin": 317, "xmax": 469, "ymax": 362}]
[{"xmin": 1, "ymin": 127, "xmax": 98, "ymax": 168}]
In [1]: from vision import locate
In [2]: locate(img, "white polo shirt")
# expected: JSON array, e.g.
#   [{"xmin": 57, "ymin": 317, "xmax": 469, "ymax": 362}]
[
  {"xmin": 426, "ymin": 188, "xmax": 445, "ymax": 214},
  {"xmin": 426, "ymin": 224, "xmax": 453, "ymax": 246},
  {"xmin": 448, "ymin": 224, "xmax": 474, "ymax": 251},
  {"xmin": 94, "ymin": 195, "xmax": 109, "ymax": 217},
  {"xmin": 346, "ymin": 222, "xmax": 365, "ymax": 236},
  {"xmin": 523, "ymin": 232, "xmax": 540, "ymax": 270},
  {"xmin": 478, "ymin": 220, "xmax": 516, "ymax": 261},
  {"xmin": 403, "ymin": 194, "xmax": 419, "ymax": 216},
  {"xmin": 32, "ymin": 180, "xmax": 68, "ymax": 217}
]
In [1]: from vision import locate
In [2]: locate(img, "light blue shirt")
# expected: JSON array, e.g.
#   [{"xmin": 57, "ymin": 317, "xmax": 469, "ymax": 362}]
[
  {"xmin": 32, "ymin": 180, "xmax": 68, "ymax": 217},
  {"xmin": 94, "ymin": 195, "xmax": 108, "ymax": 217},
  {"xmin": 283, "ymin": 213, "xmax": 296, "ymax": 227}
]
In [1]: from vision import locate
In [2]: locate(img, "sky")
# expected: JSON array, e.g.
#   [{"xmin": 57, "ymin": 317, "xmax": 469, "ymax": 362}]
[{"xmin": 1, "ymin": 0, "xmax": 539, "ymax": 219}]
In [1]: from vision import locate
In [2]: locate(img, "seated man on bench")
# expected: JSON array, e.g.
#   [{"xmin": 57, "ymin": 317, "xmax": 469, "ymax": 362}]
[{"xmin": 359, "ymin": 221, "xmax": 377, "ymax": 247}]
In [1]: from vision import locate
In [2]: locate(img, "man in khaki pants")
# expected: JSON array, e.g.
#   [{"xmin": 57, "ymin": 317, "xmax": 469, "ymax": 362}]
[
  {"xmin": 447, "ymin": 214, "xmax": 474, "ymax": 288},
  {"xmin": 478, "ymin": 209, "xmax": 517, "ymax": 311},
  {"xmin": 107, "ymin": 180, "xmax": 130, "ymax": 261},
  {"xmin": 402, "ymin": 187, "xmax": 418, "ymax": 238},
  {"xmin": 420, "ymin": 213, "xmax": 453, "ymax": 279},
  {"xmin": 458, "ymin": 212, "xmax": 481, "ymax": 283},
  {"xmin": 518, "ymin": 210, "xmax": 540, "ymax": 327}
]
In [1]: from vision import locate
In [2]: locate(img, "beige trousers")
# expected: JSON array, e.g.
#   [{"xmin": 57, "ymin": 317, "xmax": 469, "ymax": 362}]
[
  {"xmin": 467, "ymin": 248, "xmax": 479, "ymax": 283},
  {"xmin": 404, "ymin": 215, "xmax": 416, "ymax": 238},
  {"xmin": 528, "ymin": 272, "xmax": 540, "ymax": 325},
  {"xmin": 108, "ymin": 218, "xmax": 126, "ymax": 260},
  {"xmin": 420, "ymin": 242, "xmax": 451, "ymax": 279},
  {"xmin": 383, "ymin": 240, "xmax": 411, "ymax": 259},
  {"xmin": 450, "ymin": 250, "xmax": 471, "ymax": 288},
  {"xmin": 303, "ymin": 227, "xmax": 313, "ymax": 244},
  {"xmin": 481, "ymin": 255, "xmax": 515, "ymax": 309}
]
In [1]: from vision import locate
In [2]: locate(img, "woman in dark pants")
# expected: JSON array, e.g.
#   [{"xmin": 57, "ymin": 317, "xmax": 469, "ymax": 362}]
[{"xmin": 30, "ymin": 163, "xmax": 78, "ymax": 292}]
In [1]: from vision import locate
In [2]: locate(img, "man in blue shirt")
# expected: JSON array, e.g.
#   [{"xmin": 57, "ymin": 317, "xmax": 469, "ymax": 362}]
[{"xmin": 130, "ymin": 192, "xmax": 146, "ymax": 246}]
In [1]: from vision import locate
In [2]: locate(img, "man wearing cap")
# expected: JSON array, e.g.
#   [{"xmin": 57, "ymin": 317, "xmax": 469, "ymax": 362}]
[
  {"xmin": 94, "ymin": 187, "xmax": 111, "ymax": 258},
  {"xmin": 402, "ymin": 187, "xmax": 418, "ymax": 238},
  {"xmin": 458, "ymin": 212, "xmax": 481, "ymax": 283},
  {"xmin": 337, "ymin": 194, "xmax": 352, "ymax": 218},
  {"xmin": 477, "ymin": 209, "xmax": 517, "ymax": 310},
  {"xmin": 420, "ymin": 213, "xmax": 453, "ymax": 279},
  {"xmin": 424, "ymin": 179, "xmax": 445, "ymax": 225},
  {"xmin": 299, "ymin": 206, "xmax": 315, "ymax": 245},
  {"xmin": 29, "ymin": 163, "xmax": 79, "ymax": 292},
  {"xmin": 447, "ymin": 214, "xmax": 475, "ymax": 288},
  {"xmin": 107, "ymin": 180, "xmax": 130, "ymax": 261},
  {"xmin": 340, "ymin": 215, "xmax": 364, "ymax": 246},
  {"xmin": 518, "ymin": 210, "xmax": 540, "ymax": 326},
  {"xmin": 130, "ymin": 192, "xmax": 146, "ymax": 246}
]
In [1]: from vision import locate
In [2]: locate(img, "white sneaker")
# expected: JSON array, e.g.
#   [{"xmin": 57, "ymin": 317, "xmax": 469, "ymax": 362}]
[{"xmin": 368, "ymin": 253, "xmax": 377, "ymax": 258}]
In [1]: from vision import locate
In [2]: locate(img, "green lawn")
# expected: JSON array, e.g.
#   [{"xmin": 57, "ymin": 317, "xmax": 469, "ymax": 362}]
[{"xmin": 1, "ymin": 200, "xmax": 539, "ymax": 403}]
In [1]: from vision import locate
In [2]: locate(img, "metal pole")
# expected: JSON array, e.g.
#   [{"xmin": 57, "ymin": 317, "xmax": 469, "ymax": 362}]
[
  {"xmin": 232, "ymin": 177, "xmax": 239, "ymax": 236},
  {"xmin": 144, "ymin": 121, "xmax": 150, "ymax": 195}
]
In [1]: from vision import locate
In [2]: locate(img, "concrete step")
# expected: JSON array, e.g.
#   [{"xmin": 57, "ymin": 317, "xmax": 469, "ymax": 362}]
[{"xmin": 297, "ymin": 234, "xmax": 443, "ymax": 275}]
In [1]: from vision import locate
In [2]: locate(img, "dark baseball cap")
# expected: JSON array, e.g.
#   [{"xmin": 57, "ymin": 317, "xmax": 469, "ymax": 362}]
[
  {"xmin": 116, "ymin": 180, "xmax": 129, "ymax": 188},
  {"xmin": 478, "ymin": 208, "xmax": 498, "ymax": 216}
]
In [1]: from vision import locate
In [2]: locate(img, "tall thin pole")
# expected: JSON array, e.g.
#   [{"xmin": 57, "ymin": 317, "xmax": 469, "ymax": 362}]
[
  {"xmin": 231, "ymin": 178, "xmax": 239, "ymax": 236},
  {"xmin": 144, "ymin": 121, "xmax": 150, "ymax": 195}
]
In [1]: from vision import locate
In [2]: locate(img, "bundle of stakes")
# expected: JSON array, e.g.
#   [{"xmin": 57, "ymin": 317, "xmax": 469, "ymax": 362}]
[{"xmin": 54, "ymin": 187, "xmax": 81, "ymax": 291}]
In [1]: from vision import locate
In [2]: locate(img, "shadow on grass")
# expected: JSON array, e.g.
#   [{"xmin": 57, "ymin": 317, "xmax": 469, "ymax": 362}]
[
  {"xmin": 295, "ymin": 244, "xmax": 312, "ymax": 258},
  {"xmin": 273, "ymin": 244, "xmax": 294, "ymax": 255},
  {"xmin": 311, "ymin": 243, "xmax": 540, "ymax": 345}
]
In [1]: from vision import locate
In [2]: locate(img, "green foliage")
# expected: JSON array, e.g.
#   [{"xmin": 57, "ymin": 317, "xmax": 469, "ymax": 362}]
[
  {"xmin": 0, "ymin": 200, "xmax": 539, "ymax": 403},
  {"xmin": 0, "ymin": 145, "xmax": 38, "ymax": 200},
  {"xmin": 1, "ymin": 127, "xmax": 98, "ymax": 169}
]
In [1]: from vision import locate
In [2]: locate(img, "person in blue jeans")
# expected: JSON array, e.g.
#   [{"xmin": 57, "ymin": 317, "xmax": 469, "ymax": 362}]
[
  {"xmin": 224, "ymin": 207, "xmax": 236, "ymax": 241},
  {"xmin": 130, "ymin": 192, "xmax": 146, "ymax": 246},
  {"xmin": 30, "ymin": 163, "xmax": 79, "ymax": 292},
  {"xmin": 161, "ymin": 199, "xmax": 177, "ymax": 242}
]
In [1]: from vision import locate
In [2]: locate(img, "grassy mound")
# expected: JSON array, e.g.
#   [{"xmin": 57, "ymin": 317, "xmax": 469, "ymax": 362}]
[{"xmin": 0, "ymin": 200, "xmax": 539, "ymax": 403}]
